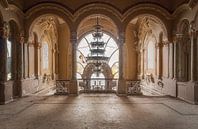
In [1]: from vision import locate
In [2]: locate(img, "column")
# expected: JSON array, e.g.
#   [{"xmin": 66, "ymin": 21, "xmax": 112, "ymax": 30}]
[
  {"xmin": 55, "ymin": 44, "xmax": 59, "ymax": 79},
  {"xmin": 18, "ymin": 32, "xmax": 24, "ymax": 80},
  {"xmin": 0, "ymin": 25, "xmax": 7, "ymax": 82},
  {"xmin": 16, "ymin": 32, "xmax": 25, "ymax": 97},
  {"xmin": 51, "ymin": 47, "xmax": 56, "ymax": 80},
  {"xmin": 190, "ymin": 28, "xmax": 196, "ymax": 82},
  {"xmin": 169, "ymin": 42, "xmax": 174, "ymax": 79},
  {"xmin": 157, "ymin": 41, "xmax": 163, "ymax": 79},
  {"xmin": 0, "ymin": 22, "xmax": 8, "ymax": 103},
  {"xmin": 34, "ymin": 43, "xmax": 38, "ymax": 79},
  {"xmin": 118, "ymin": 32, "xmax": 126, "ymax": 94},
  {"xmin": 173, "ymin": 37, "xmax": 177, "ymax": 79},
  {"xmin": 70, "ymin": 31, "xmax": 78, "ymax": 94}
]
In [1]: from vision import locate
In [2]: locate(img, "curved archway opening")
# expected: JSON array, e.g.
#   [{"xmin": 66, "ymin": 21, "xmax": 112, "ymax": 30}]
[
  {"xmin": 25, "ymin": 14, "xmax": 72, "ymax": 95},
  {"xmin": 125, "ymin": 14, "xmax": 168, "ymax": 96},
  {"xmin": 77, "ymin": 15, "xmax": 119, "ymax": 92}
]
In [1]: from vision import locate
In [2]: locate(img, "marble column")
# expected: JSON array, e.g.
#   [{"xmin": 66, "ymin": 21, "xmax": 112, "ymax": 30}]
[
  {"xmin": 55, "ymin": 44, "xmax": 59, "ymax": 79},
  {"xmin": 118, "ymin": 32, "xmax": 126, "ymax": 95},
  {"xmin": 70, "ymin": 31, "xmax": 78, "ymax": 94},
  {"xmin": 34, "ymin": 42, "xmax": 39, "ymax": 79},
  {"xmin": 157, "ymin": 41, "xmax": 163, "ymax": 79},
  {"xmin": 51, "ymin": 48, "xmax": 56, "ymax": 80},
  {"xmin": 190, "ymin": 29, "xmax": 196, "ymax": 82},
  {"xmin": 15, "ymin": 32, "xmax": 25, "ymax": 97},
  {"xmin": 169, "ymin": 42, "xmax": 174, "ymax": 79},
  {"xmin": 18, "ymin": 32, "xmax": 24, "ymax": 80}
]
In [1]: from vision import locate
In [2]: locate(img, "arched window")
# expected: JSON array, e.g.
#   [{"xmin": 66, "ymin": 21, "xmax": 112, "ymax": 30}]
[
  {"xmin": 147, "ymin": 41, "xmax": 155, "ymax": 69},
  {"xmin": 42, "ymin": 42, "xmax": 49, "ymax": 69},
  {"xmin": 77, "ymin": 33, "xmax": 119, "ymax": 79}
]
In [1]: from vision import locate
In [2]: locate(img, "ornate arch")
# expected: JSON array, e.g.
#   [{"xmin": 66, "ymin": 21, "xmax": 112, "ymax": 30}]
[
  {"xmin": 25, "ymin": 3, "xmax": 73, "ymax": 40},
  {"xmin": 122, "ymin": 4, "xmax": 170, "ymax": 40},
  {"xmin": 178, "ymin": 19, "xmax": 190, "ymax": 33},
  {"xmin": 82, "ymin": 63, "xmax": 113, "ymax": 79},
  {"xmin": 74, "ymin": 3, "xmax": 122, "ymax": 31}
]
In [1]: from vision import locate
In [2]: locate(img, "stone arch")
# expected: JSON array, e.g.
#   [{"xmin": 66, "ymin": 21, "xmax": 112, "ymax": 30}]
[
  {"xmin": 82, "ymin": 63, "xmax": 113, "ymax": 79},
  {"xmin": 25, "ymin": 3, "xmax": 73, "ymax": 39},
  {"xmin": 74, "ymin": 3, "xmax": 122, "ymax": 31},
  {"xmin": 123, "ymin": 4, "xmax": 170, "ymax": 40},
  {"xmin": 178, "ymin": 19, "xmax": 190, "ymax": 33}
]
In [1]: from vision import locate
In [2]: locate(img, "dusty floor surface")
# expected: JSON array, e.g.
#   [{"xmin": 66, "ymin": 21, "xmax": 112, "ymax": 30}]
[{"xmin": 0, "ymin": 94, "xmax": 198, "ymax": 129}]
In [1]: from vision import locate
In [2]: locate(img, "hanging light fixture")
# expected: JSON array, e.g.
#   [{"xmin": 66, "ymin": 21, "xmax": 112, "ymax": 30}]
[{"xmin": 86, "ymin": 17, "xmax": 109, "ymax": 76}]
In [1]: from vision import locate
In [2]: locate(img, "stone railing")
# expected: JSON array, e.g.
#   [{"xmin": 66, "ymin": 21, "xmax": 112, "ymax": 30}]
[
  {"xmin": 77, "ymin": 79, "xmax": 118, "ymax": 93},
  {"xmin": 55, "ymin": 80, "xmax": 70, "ymax": 95},
  {"xmin": 126, "ymin": 80, "xmax": 142, "ymax": 95}
]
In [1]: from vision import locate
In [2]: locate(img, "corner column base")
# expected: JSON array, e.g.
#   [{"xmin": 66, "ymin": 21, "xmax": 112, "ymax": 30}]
[
  {"xmin": 117, "ymin": 79, "xmax": 127, "ymax": 95},
  {"xmin": 69, "ymin": 80, "xmax": 78, "ymax": 95}
]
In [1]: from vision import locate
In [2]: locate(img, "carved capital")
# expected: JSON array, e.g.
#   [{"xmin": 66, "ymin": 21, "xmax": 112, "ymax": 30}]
[
  {"xmin": 0, "ymin": 22, "xmax": 9, "ymax": 39},
  {"xmin": 18, "ymin": 31, "xmax": 25, "ymax": 44},
  {"xmin": 118, "ymin": 32, "xmax": 125, "ymax": 44},
  {"xmin": 172, "ymin": 33, "xmax": 184, "ymax": 43},
  {"xmin": 70, "ymin": 31, "xmax": 77, "ymax": 44}
]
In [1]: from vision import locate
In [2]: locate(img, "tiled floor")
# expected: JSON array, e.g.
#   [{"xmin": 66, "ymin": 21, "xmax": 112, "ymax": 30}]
[{"xmin": 0, "ymin": 94, "xmax": 198, "ymax": 129}]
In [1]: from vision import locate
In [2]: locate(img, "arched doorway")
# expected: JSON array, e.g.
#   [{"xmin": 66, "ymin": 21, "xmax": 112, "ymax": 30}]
[{"xmin": 77, "ymin": 15, "xmax": 119, "ymax": 93}]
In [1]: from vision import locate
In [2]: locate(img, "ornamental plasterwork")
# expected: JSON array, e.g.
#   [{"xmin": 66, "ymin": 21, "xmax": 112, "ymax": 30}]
[
  {"xmin": 37, "ymin": 17, "xmax": 58, "ymax": 45},
  {"xmin": 0, "ymin": 22, "xmax": 9, "ymax": 38}
]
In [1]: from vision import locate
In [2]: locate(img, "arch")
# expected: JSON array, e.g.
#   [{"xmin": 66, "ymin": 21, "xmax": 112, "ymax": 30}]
[
  {"xmin": 25, "ymin": 3, "xmax": 73, "ymax": 39},
  {"xmin": 74, "ymin": 3, "xmax": 122, "ymax": 31},
  {"xmin": 178, "ymin": 19, "xmax": 190, "ymax": 33},
  {"xmin": 123, "ymin": 4, "xmax": 170, "ymax": 40},
  {"xmin": 124, "ymin": 14, "xmax": 168, "ymax": 41},
  {"xmin": 82, "ymin": 63, "xmax": 113, "ymax": 79}
]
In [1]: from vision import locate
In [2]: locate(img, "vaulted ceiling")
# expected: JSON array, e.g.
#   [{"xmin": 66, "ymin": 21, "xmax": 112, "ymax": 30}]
[{"xmin": 7, "ymin": 0, "xmax": 190, "ymax": 13}]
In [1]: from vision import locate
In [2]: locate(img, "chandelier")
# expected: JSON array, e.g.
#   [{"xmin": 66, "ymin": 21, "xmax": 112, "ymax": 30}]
[{"xmin": 86, "ymin": 17, "xmax": 109, "ymax": 76}]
